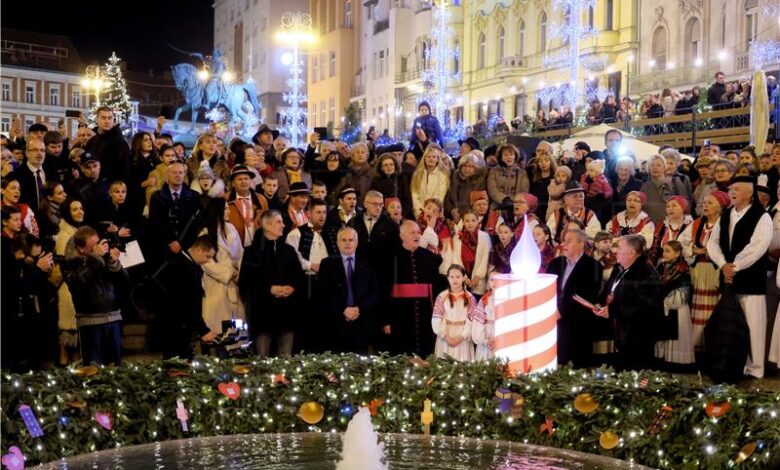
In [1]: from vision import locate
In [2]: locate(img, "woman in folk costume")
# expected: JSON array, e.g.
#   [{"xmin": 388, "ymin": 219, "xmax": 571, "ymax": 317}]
[
  {"xmin": 472, "ymin": 273, "xmax": 498, "ymax": 360},
  {"xmin": 654, "ymin": 240, "xmax": 695, "ymax": 365},
  {"xmin": 680, "ymin": 190, "xmax": 729, "ymax": 347},
  {"xmin": 199, "ymin": 197, "xmax": 245, "ymax": 334},
  {"xmin": 410, "ymin": 144, "xmax": 450, "ymax": 215},
  {"xmin": 442, "ymin": 211, "xmax": 492, "ymax": 296},
  {"xmin": 649, "ymin": 196, "xmax": 693, "ymax": 265},
  {"xmin": 489, "ymin": 223, "xmax": 516, "ymax": 274},
  {"xmin": 417, "ymin": 198, "xmax": 451, "ymax": 255},
  {"xmin": 499, "ymin": 192, "xmax": 540, "ymax": 241},
  {"xmin": 607, "ymin": 190, "xmax": 655, "ymax": 249},
  {"xmin": 432, "ymin": 264, "xmax": 477, "ymax": 360}
]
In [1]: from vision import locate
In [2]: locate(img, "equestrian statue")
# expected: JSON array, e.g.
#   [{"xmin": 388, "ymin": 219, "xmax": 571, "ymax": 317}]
[{"xmin": 171, "ymin": 48, "xmax": 261, "ymax": 133}]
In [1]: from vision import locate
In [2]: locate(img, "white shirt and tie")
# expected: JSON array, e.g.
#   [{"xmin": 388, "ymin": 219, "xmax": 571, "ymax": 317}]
[{"xmin": 363, "ymin": 214, "xmax": 376, "ymax": 236}]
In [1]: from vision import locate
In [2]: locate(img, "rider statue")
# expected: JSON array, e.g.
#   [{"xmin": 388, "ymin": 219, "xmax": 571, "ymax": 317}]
[{"xmin": 190, "ymin": 48, "xmax": 227, "ymax": 108}]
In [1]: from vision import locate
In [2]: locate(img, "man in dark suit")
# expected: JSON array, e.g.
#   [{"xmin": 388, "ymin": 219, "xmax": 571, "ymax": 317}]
[
  {"xmin": 148, "ymin": 161, "xmax": 202, "ymax": 267},
  {"xmin": 596, "ymin": 234, "xmax": 663, "ymax": 371},
  {"xmin": 12, "ymin": 138, "xmax": 47, "ymax": 212},
  {"xmin": 546, "ymin": 228, "xmax": 603, "ymax": 368},
  {"xmin": 317, "ymin": 226, "xmax": 379, "ymax": 353},
  {"xmin": 349, "ymin": 190, "xmax": 399, "ymax": 266},
  {"xmin": 153, "ymin": 235, "xmax": 217, "ymax": 359}
]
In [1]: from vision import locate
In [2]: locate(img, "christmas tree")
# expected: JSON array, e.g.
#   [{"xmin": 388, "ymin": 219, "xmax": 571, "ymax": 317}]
[
  {"xmin": 87, "ymin": 52, "xmax": 134, "ymax": 125},
  {"xmin": 339, "ymin": 102, "xmax": 362, "ymax": 144}
]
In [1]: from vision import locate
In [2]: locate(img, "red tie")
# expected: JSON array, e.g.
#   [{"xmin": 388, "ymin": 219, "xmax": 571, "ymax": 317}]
[{"xmin": 241, "ymin": 198, "xmax": 252, "ymax": 227}]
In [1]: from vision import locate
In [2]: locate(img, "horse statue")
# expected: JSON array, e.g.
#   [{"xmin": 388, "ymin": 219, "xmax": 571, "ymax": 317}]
[{"xmin": 170, "ymin": 63, "xmax": 261, "ymax": 133}]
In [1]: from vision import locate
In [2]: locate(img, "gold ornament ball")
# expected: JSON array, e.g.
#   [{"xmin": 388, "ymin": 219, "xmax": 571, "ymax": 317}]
[
  {"xmin": 573, "ymin": 393, "xmax": 599, "ymax": 414},
  {"xmin": 599, "ymin": 431, "xmax": 619, "ymax": 450},
  {"xmin": 299, "ymin": 401, "xmax": 325, "ymax": 424}
]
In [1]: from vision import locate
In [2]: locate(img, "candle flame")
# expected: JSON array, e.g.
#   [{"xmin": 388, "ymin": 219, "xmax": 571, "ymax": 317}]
[{"xmin": 509, "ymin": 215, "xmax": 541, "ymax": 277}]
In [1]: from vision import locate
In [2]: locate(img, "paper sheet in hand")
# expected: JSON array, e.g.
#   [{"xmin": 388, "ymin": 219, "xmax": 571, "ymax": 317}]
[
  {"xmin": 119, "ymin": 241, "xmax": 145, "ymax": 268},
  {"xmin": 572, "ymin": 294, "xmax": 599, "ymax": 311}
]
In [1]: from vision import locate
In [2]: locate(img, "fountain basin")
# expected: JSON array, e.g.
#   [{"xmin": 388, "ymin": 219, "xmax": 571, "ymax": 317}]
[{"xmin": 33, "ymin": 433, "xmax": 651, "ymax": 469}]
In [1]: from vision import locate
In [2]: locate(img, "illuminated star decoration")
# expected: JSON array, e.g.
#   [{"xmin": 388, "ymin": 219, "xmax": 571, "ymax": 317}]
[{"xmin": 277, "ymin": 12, "xmax": 315, "ymax": 147}]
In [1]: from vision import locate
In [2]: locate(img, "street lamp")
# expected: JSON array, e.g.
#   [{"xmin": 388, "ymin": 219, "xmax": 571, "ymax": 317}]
[
  {"xmin": 81, "ymin": 65, "xmax": 104, "ymax": 107},
  {"xmin": 274, "ymin": 12, "xmax": 316, "ymax": 147}
]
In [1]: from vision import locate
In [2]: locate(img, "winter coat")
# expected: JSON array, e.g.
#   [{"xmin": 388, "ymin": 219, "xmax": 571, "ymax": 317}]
[
  {"xmin": 703, "ymin": 288, "xmax": 751, "ymax": 383},
  {"xmin": 85, "ymin": 124, "xmax": 131, "ymax": 182},
  {"xmin": 64, "ymin": 251, "xmax": 128, "ymax": 316},
  {"xmin": 337, "ymin": 163, "xmax": 374, "ymax": 200},
  {"xmin": 411, "ymin": 167, "xmax": 450, "ymax": 215},
  {"xmin": 409, "ymin": 114, "xmax": 443, "ymax": 147},
  {"xmin": 445, "ymin": 167, "xmax": 487, "ymax": 217},
  {"xmin": 199, "ymin": 224, "xmax": 245, "ymax": 333},
  {"xmin": 487, "ymin": 164, "xmax": 530, "ymax": 207},
  {"xmin": 273, "ymin": 166, "xmax": 313, "ymax": 201},
  {"xmin": 56, "ymin": 220, "xmax": 78, "ymax": 331},
  {"xmin": 370, "ymin": 172, "xmax": 413, "ymax": 219}
]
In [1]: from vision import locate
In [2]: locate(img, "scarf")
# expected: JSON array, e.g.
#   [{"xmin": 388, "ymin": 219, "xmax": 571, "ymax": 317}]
[
  {"xmin": 459, "ymin": 230, "xmax": 478, "ymax": 275},
  {"xmin": 491, "ymin": 239, "xmax": 516, "ymax": 274},
  {"xmin": 286, "ymin": 168, "xmax": 302, "ymax": 184},
  {"xmin": 657, "ymin": 257, "xmax": 690, "ymax": 296}
]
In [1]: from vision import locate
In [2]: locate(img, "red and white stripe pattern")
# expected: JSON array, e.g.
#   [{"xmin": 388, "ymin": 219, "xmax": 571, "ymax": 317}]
[{"xmin": 492, "ymin": 273, "xmax": 558, "ymax": 375}]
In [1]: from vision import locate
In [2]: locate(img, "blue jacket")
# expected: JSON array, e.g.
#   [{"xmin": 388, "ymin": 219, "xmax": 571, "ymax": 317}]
[{"xmin": 409, "ymin": 114, "xmax": 443, "ymax": 147}]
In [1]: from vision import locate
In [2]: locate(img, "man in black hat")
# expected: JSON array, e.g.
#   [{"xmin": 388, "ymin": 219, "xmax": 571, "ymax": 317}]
[
  {"xmin": 707, "ymin": 175, "xmax": 773, "ymax": 378},
  {"xmin": 227, "ymin": 164, "xmax": 268, "ymax": 247},
  {"xmin": 281, "ymin": 181, "xmax": 311, "ymax": 236},
  {"xmin": 458, "ymin": 136, "xmax": 481, "ymax": 158},
  {"xmin": 252, "ymin": 124, "xmax": 280, "ymax": 167},
  {"xmin": 323, "ymin": 186, "xmax": 359, "ymax": 251},
  {"xmin": 546, "ymin": 181, "xmax": 602, "ymax": 243}
]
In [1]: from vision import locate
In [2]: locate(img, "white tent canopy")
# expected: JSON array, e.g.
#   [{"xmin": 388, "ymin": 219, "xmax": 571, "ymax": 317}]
[{"xmin": 559, "ymin": 124, "xmax": 692, "ymax": 162}]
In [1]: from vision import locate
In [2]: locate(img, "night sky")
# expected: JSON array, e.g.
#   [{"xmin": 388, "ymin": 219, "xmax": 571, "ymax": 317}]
[{"xmin": 1, "ymin": 0, "xmax": 214, "ymax": 71}]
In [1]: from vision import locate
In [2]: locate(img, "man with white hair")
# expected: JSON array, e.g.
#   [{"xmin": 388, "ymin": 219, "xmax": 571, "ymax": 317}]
[
  {"xmin": 662, "ymin": 148, "xmax": 694, "ymax": 212},
  {"xmin": 707, "ymin": 176, "xmax": 773, "ymax": 378}
]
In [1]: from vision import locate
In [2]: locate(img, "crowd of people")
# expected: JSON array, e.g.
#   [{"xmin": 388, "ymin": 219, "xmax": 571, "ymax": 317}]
[{"xmin": 2, "ymin": 103, "xmax": 779, "ymax": 383}]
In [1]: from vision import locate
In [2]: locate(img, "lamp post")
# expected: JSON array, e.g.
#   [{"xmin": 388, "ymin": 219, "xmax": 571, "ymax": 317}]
[
  {"xmin": 275, "ymin": 12, "xmax": 316, "ymax": 147},
  {"xmin": 81, "ymin": 65, "xmax": 104, "ymax": 107}
]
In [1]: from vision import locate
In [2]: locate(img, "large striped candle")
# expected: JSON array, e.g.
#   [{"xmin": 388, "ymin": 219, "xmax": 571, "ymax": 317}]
[{"xmin": 493, "ymin": 215, "xmax": 558, "ymax": 375}]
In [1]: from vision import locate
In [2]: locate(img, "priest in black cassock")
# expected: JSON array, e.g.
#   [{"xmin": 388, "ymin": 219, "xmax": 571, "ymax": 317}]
[{"xmin": 380, "ymin": 220, "xmax": 444, "ymax": 357}]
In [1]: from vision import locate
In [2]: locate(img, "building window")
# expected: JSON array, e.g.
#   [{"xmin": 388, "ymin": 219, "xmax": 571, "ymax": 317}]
[
  {"xmin": 652, "ymin": 26, "xmax": 668, "ymax": 70},
  {"xmin": 345, "ymin": 0, "xmax": 352, "ymax": 27},
  {"xmin": 518, "ymin": 21, "xmax": 525, "ymax": 57},
  {"xmin": 312, "ymin": 56, "xmax": 319, "ymax": 83},
  {"xmin": 25, "ymin": 117, "xmax": 34, "ymax": 131},
  {"xmin": 721, "ymin": 13, "xmax": 726, "ymax": 48},
  {"xmin": 745, "ymin": 1, "xmax": 758, "ymax": 46},
  {"xmin": 453, "ymin": 40, "xmax": 460, "ymax": 73},
  {"xmin": 379, "ymin": 50, "xmax": 385, "ymax": 77},
  {"xmin": 373, "ymin": 52, "xmax": 378, "ymax": 79},
  {"xmin": 1, "ymin": 116, "xmax": 10, "ymax": 134},
  {"xmin": 540, "ymin": 12, "xmax": 547, "ymax": 51},
  {"xmin": 605, "ymin": 0, "xmax": 613, "ymax": 31},
  {"xmin": 25, "ymin": 84, "xmax": 35, "ymax": 103},
  {"xmin": 367, "ymin": 4, "xmax": 373, "ymax": 20},
  {"xmin": 588, "ymin": 6, "xmax": 594, "ymax": 29},
  {"xmin": 497, "ymin": 26, "xmax": 505, "ymax": 61},
  {"xmin": 72, "ymin": 88, "xmax": 81, "ymax": 108},
  {"xmin": 312, "ymin": 103, "xmax": 317, "ymax": 126},
  {"xmin": 477, "ymin": 32, "xmax": 486, "ymax": 69},
  {"xmin": 1, "ymin": 82, "xmax": 10, "ymax": 101},
  {"xmin": 685, "ymin": 17, "xmax": 701, "ymax": 64},
  {"xmin": 320, "ymin": 52, "xmax": 326, "ymax": 80},
  {"xmin": 320, "ymin": 100, "xmax": 326, "ymax": 125},
  {"xmin": 329, "ymin": 97, "xmax": 335, "ymax": 124},
  {"xmin": 49, "ymin": 87, "xmax": 60, "ymax": 106},
  {"xmin": 329, "ymin": 51, "xmax": 336, "ymax": 77},
  {"xmin": 514, "ymin": 94, "xmax": 527, "ymax": 119}
]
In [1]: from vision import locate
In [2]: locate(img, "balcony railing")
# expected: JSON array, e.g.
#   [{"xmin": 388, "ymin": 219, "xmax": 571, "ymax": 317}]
[
  {"xmin": 351, "ymin": 83, "xmax": 365, "ymax": 97},
  {"xmin": 395, "ymin": 68, "xmax": 422, "ymax": 84}
]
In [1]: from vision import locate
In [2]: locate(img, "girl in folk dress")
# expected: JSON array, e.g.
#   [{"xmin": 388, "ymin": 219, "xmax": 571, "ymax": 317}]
[
  {"xmin": 649, "ymin": 196, "xmax": 693, "ymax": 265},
  {"xmin": 417, "ymin": 198, "xmax": 451, "ymax": 255},
  {"xmin": 489, "ymin": 223, "xmax": 515, "ymax": 274},
  {"xmin": 473, "ymin": 273, "xmax": 498, "ymax": 360},
  {"xmin": 533, "ymin": 224, "xmax": 555, "ymax": 273},
  {"xmin": 654, "ymin": 240, "xmax": 695, "ymax": 365},
  {"xmin": 442, "ymin": 211, "xmax": 492, "ymax": 295},
  {"xmin": 680, "ymin": 191, "xmax": 729, "ymax": 347},
  {"xmin": 432, "ymin": 265, "xmax": 477, "ymax": 361}
]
